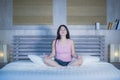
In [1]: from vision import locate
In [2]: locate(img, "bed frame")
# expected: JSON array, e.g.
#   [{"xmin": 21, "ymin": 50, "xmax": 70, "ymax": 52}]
[{"xmin": 10, "ymin": 35, "xmax": 105, "ymax": 61}]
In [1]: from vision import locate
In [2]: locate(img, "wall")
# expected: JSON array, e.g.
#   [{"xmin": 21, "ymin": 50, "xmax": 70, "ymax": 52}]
[
  {"xmin": 0, "ymin": 0, "xmax": 12, "ymax": 27},
  {"xmin": 0, "ymin": 0, "xmax": 120, "ymax": 29},
  {"xmin": 107, "ymin": 0, "xmax": 120, "ymax": 24}
]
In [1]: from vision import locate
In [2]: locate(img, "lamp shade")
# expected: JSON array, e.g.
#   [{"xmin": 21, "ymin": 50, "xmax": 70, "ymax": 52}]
[
  {"xmin": 0, "ymin": 44, "xmax": 8, "ymax": 63},
  {"xmin": 110, "ymin": 44, "xmax": 120, "ymax": 62}
]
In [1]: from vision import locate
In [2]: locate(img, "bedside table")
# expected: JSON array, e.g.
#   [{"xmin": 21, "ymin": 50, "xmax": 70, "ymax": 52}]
[
  {"xmin": 0, "ymin": 63, "xmax": 7, "ymax": 69},
  {"xmin": 111, "ymin": 62, "xmax": 120, "ymax": 69}
]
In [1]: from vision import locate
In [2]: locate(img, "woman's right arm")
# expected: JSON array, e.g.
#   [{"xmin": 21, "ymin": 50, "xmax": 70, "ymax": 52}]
[{"xmin": 47, "ymin": 40, "xmax": 56, "ymax": 58}]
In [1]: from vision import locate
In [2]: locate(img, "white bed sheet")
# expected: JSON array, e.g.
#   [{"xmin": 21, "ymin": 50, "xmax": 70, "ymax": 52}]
[{"xmin": 0, "ymin": 61, "xmax": 120, "ymax": 80}]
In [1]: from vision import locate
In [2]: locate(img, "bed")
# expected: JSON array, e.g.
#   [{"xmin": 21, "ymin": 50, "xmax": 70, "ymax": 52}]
[{"xmin": 0, "ymin": 35, "xmax": 120, "ymax": 80}]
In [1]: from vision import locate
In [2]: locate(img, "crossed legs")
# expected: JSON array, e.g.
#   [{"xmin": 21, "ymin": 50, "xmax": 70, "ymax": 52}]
[{"xmin": 43, "ymin": 56, "xmax": 82, "ymax": 67}]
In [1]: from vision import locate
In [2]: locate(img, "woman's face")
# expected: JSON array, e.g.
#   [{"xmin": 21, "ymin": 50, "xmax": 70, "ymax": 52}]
[{"xmin": 59, "ymin": 26, "xmax": 67, "ymax": 36}]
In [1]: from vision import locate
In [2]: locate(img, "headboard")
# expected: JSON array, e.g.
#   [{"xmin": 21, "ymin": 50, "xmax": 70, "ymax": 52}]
[{"xmin": 10, "ymin": 35, "xmax": 105, "ymax": 61}]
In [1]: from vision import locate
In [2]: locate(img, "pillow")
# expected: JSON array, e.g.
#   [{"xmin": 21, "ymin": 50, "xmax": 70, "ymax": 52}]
[
  {"xmin": 28, "ymin": 55, "xmax": 47, "ymax": 66},
  {"xmin": 82, "ymin": 56, "xmax": 100, "ymax": 65}
]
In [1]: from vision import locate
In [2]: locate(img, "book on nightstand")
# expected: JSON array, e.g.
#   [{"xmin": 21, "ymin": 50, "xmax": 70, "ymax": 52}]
[
  {"xmin": 108, "ymin": 19, "xmax": 120, "ymax": 30},
  {"xmin": 115, "ymin": 20, "xmax": 120, "ymax": 30},
  {"xmin": 108, "ymin": 22, "xmax": 113, "ymax": 30}
]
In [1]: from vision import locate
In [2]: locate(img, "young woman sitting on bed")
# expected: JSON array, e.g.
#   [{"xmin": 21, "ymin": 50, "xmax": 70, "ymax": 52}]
[{"xmin": 43, "ymin": 25, "xmax": 82, "ymax": 67}]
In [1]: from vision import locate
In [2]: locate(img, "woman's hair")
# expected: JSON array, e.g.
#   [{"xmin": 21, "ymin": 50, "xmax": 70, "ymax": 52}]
[{"xmin": 56, "ymin": 24, "xmax": 70, "ymax": 39}]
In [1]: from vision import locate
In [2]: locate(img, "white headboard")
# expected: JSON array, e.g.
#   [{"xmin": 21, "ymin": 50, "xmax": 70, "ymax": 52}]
[{"xmin": 10, "ymin": 35, "xmax": 105, "ymax": 61}]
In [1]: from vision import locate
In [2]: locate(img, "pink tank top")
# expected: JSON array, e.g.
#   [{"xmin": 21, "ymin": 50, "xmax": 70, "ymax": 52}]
[{"xmin": 55, "ymin": 39, "xmax": 72, "ymax": 62}]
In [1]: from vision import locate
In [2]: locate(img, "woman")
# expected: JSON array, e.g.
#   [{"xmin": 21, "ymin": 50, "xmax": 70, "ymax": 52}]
[{"xmin": 43, "ymin": 25, "xmax": 82, "ymax": 67}]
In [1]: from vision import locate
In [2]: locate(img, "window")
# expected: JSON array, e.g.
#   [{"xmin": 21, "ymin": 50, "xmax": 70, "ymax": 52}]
[
  {"xmin": 67, "ymin": 0, "xmax": 106, "ymax": 25},
  {"xmin": 13, "ymin": 0, "xmax": 53, "ymax": 25}
]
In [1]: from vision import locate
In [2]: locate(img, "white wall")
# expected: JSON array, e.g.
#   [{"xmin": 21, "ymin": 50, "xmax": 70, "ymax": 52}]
[
  {"xmin": 0, "ymin": 0, "xmax": 12, "ymax": 27},
  {"xmin": 0, "ymin": 0, "xmax": 120, "ymax": 29},
  {"xmin": 107, "ymin": 0, "xmax": 120, "ymax": 24}
]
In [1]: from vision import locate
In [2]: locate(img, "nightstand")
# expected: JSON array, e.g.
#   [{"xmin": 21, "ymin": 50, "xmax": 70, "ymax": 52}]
[
  {"xmin": 0, "ymin": 63, "xmax": 7, "ymax": 69},
  {"xmin": 111, "ymin": 62, "xmax": 120, "ymax": 69}
]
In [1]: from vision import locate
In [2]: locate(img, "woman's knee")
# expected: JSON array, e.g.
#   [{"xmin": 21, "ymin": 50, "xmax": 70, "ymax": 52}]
[{"xmin": 70, "ymin": 58, "xmax": 82, "ymax": 66}]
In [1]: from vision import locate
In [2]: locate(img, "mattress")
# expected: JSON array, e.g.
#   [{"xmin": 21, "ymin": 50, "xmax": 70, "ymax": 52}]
[{"xmin": 0, "ymin": 61, "xmax": 120, "ymax": 80}]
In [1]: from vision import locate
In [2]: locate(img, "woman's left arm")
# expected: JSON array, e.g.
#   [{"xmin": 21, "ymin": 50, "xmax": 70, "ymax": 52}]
[{"xmin": 71, "ymin": 40, "xmax": 78, "ymax": 59}]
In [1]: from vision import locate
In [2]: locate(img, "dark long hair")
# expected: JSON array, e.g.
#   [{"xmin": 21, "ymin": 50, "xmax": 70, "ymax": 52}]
[{"xmin": 56, "ymin": 25, "xmax": 70, "ymax": 40}]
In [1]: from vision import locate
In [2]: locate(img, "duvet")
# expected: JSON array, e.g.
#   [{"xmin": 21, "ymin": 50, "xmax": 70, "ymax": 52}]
[{"xmin": 0, "ymin": 61, "xmax": 120, "ymax": 80}]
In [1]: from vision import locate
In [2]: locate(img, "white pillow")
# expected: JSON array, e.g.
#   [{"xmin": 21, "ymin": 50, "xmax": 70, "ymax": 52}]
[
  {"xmin": 82, "ymin": 56, "xmax": 100, "ymax": 65},
  {"xmin": 28, "ymin": 55, "xmax": 47, "ymax": 66}
]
